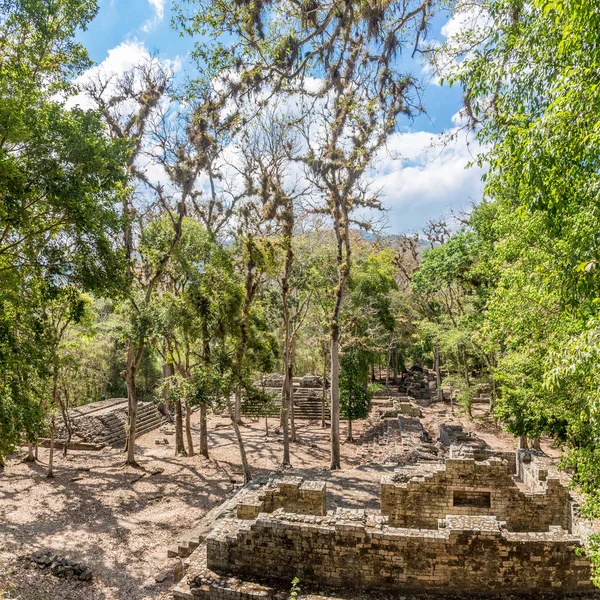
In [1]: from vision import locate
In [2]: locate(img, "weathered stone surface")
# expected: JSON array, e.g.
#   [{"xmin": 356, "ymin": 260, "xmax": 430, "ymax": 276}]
[
  {"xmin": 237, "ymin": 477, "xmax": 327, "ymax": 519},
  {"xmin": 25, "ymin": 549, "xmax": 92, "ymax": 581},
  {"xmin": 381, "ymin": 455, "xmax": 570, "ymax": 531},
  {"xmin": 205, "ymin": 508, "xmax": 592, "ymax": 595},
  {"xmin": 196, "ymin": 451, "xmax": 591, "ymax": 597},
  {"xmin": 439, "ymin": 423, "xmax": 488, "ymax": 449},
  {"xmin": 50, "ymin": 397, "xmax": 165, "ymax": 448}
]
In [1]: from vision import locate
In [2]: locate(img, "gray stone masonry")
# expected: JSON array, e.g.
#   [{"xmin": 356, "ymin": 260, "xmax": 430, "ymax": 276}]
[
  {"xmin": 205, "ymin": 508, "xmax": 593, "ymax": 595},
  {"xmin": 381, "ymin": 455, "xmax": 570, "ymax": 531},
  {"xmin": 237, "ymin": 476, "xmax": 327, "ymax": 519}
]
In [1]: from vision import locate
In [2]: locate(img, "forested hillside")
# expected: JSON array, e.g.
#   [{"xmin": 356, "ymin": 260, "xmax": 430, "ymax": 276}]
[{"xmin": 2, "ymin": 0, "xmax": 600, "ymax": 597}]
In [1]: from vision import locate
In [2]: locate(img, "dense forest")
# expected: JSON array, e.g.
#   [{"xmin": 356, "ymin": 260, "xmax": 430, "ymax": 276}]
[{"xmin": 2, "ymin": 0, "xmax": 600, "ymax": 571}]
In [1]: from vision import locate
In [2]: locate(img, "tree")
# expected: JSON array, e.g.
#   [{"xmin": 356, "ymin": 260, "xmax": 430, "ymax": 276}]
[
  {"xmin": 178, "ymin": 0, "xmax": 439, "ymax": 470},
  {"xmin": 436, "ymin": 0, "xmax": 600, "ymax": 565},
  {"xmin": 339, "ymin": 349, "xmax": 372, "ymax": 442},
  {"xmin": 0, "ymin": 0, "xmax": 127, "ymax": 464},
  {"xmin": 236, "ymin": 109, "xmax": 309, "ymax": 464},
  {"xmin": 85, "ymin": 61, "xmax": 216, "ymax": 465}
]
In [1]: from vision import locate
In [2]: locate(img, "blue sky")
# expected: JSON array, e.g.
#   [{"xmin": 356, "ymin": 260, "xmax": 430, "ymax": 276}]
[{"xmin": 77, "ymin": 0, "xmax": 484, "ymax": 234}]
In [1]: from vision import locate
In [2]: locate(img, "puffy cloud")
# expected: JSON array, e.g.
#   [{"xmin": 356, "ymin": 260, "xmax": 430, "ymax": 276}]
[
  {"xmin": 369, "ymin": 125, "xmax": 485, "ymax": 232},
  {"xmin": 430, "ymin": 3, "xmax": 492, "ymax": 85},
  {"xmin": 142, "ymin": 0, "xmax": 165, "ymax": 32},
  {"xmin": 148, "ymin": 0, "xmax": 165, "ymax": 20},
  {"xmin": 64, "ymin": 41, "xmax": 150, "ymax": 110},
  {"xmin": 65, "ymin": 41, "xmax": 180, "ymax": 110}
]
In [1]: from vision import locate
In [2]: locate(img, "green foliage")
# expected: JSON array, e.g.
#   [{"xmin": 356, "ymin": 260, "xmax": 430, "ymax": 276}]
[
  {"xmin": 289, "ymin": 577, "xmax": 301, "ymax": 600},
  {"xmin": 0, "ymin": 0, "xmax": 127, "ymax": 461},
  {"xmin": 339, "ymin": 349, "xmax": 372, "ymax": 422},
  {"xmin": 429, "ymin": 0, "xmax": 600, "ymax": 571}
]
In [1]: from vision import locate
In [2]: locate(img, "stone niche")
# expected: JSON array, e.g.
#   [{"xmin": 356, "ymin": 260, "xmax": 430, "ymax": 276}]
[{"xmin": 380, "ymin": 454, "xmax": 570, "ymax": 531}]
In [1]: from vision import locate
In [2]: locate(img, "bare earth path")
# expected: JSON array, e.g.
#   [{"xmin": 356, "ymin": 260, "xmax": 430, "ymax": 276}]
[{"xmin": 0, "ymin": 405, "xmax": 545, "ymax": 600}]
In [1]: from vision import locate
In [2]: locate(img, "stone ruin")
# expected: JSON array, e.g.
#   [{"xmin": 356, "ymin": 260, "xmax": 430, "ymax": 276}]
[
  {"xmin": 439, "ymin": 422, "xmax": 488, "ymax": 449},
  {"xmin": 174, "ymin": 452, "xmax": 597, "ymax": 599},
  {"xmin": 398, "ymin": 366, "xmax": 437, "ymax": 402},
  {"xmin": 354, "ymin": 415, "xmax": 443, "ymax": 466},
  {"xmin": 23, "ymin": 549, "xmax": 92, "ymax": 581},
  {"xmin": 51, "ymin": 397, "xmax": 164, "ymax": 449},
  {"xmin": 245, "ymin": 374, "xmax": 329, "ymax": 420}
]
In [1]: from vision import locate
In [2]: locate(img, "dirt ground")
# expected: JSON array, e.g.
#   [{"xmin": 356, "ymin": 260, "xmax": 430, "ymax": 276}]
[{"xmin": 0, "ymin": 403, "xmax": 546, "ymax": 600}]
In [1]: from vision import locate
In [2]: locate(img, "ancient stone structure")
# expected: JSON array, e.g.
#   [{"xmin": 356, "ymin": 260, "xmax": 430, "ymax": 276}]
[
  {"xmin": 439, "ymin": 423, "xmax": 487, "ymax": 449},
  {"xmin": 380, "ymin": 454, "xmax": 570, "ymax": 531},
  {"xmin": 53, "ymin": 397, "xmax": 163, "ymax": 448},
  {"xmin": 180, "ymin": 453, "xmax": 595, "ymax": 598},
  {"xmin": 354, "ymin": 415, "xmax": 442, "ymax": 466},
  {"xmin": 171, "ymin": 374, "xmax": 597, "ymax": 600},
  {"xmin": 206, "ymin": 510, "xmax": 591, "ymax": 595},
  {"xmin": 244, "ymin": 374, "xmax": 329, "ymax": 420},
  {"xmin": 236, "ymin": 477, "xmax": 326, "ymax": 519}
]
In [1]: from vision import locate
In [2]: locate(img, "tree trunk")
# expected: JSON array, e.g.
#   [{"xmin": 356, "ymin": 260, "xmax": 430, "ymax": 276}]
[
  {"xmin": 462, "ymin": 346, "xmax": 470, "ymax": 387},
  {"xmin": 175, "ymin": 399, "xmax": 185, "ymax": 455},
  {"xmin": 347, "ymin": 417, "xmax": 353, "ymax": 442},
  {"xmin": 330, "ymin": 333, "xmax": 341, "ymax": 470},
  {"xmin": 199, "ymin": 404, "xmax": 209, "ymax": 458},
  {"xmin": 233, "ymin": 236, "xmax": 258, "ymax": 426},
  {"xmin": 280, "ymin": 209, "xmax": 294, "ymax": 456},
  {"xmin": 385, "ymin": 349, "xmax": 390, "ymax": 388},
  {"xmin": 518, "ymin": 436, "xmax": 529, "ymax": 450},
  {"xmin": 125, "ymin": 342, "xmax": 142, "ymax": 465},
  {"xmin": 59, "ymin": 387, "xmax": 72, "ymax": 458},
  {"xmin": 329, "ymin": 199, "xmax": 350, "ymax": 471},
  {"xmin": 435, "ymin": 339, "xmax": 443, "ymax": 403},
  {"xmin": 234, "ymin": 388, "xmax": 242, "ymax": 424},
  {"xmin": 530, "ymin": 437, "xmax": 541, "ymax": 450},
  {"xmin": 25, "ymin": 443, "xmax": 35, "ymax": 462},
  {"xmin": 47, "ymin": 418, "xmax": 55, "ymax": 478},
  {"xmin": 227, "ymin": 398, "xmax": 251, "ymax": 483},
  {"xmin": 200, "ymin": 331, "xmax": 210, "ymax": 458},
  {"xmin": 289, "ymin": 335, "xmax": 297, "ymax": 443},
  {"xmin": 185, "ymin": 400, "xmax": 194, "ymax": 456},
  {"xmin": 322, "ymin": 348, "xmax": 327, "ymax": 428},
  {"xmin": 281, "ymin": 353, "xmax": 291, "ymax": 466}
]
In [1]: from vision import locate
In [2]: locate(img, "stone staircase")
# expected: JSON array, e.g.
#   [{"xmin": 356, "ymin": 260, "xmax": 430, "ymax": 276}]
[
  {"xmin": 241, "ymin": 386, "xmax": 329, "ymax": 421},
  {"xmin": 54, "ymin": 398, "xmax": 164, "ymax": 449},
  {"xmin": 93, "ymin": 401, "xmax": 164, "ymax": 447},
  {"xmin": 292, "ymin": 387, "xmax": 328, "ymax": 420}
]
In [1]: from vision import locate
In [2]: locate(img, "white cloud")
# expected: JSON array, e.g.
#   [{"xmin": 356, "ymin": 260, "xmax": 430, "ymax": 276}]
[
  {"xmin": 428, "ymin": 3, "xmax": 491, "ymax": 86},
  {"xmin": 142, "ymin": 0, "xmax": 166, "ymax": 32},
  {"xmin": 148, "ymin": 0, "xmax": 165, "ymax": 20},
  {"xmin": 370, "ymin": 125, "xmax": 485, "ymax": 232},
  {"xmin": 66, "ymin": 41, "xmax": 181, "ymax": 110},
  {"xmin": 65, "ymin": 41, "xmax": 150, "ymax": 110}
]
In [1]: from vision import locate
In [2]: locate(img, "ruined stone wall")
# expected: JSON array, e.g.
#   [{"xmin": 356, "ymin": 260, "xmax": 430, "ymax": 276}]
[
  {"xmin": 236, "ymin": 477, "xmax": 326, "ymax": 520},
  {"xmin": 206, "ymin": 510, "xmax": 593, "ymax": 595},
  {"xmin": 450, "ymin": 445, "xmax": 517, "ymax": 473},
  {"xmin": 381, "ymin": 457, "xmax": 570, "ymax": 531}
]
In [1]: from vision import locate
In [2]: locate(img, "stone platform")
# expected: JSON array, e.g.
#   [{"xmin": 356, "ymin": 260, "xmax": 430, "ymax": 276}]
[
  {"xmin": 172, "ymin": 451, "xmax": 598, "ymax": 599},
  {"xmin": 53, "ymin": 397, "xmax": 164, "ymax": 448}
]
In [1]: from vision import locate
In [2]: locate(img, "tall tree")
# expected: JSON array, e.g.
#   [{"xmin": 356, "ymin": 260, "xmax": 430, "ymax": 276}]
[
  {"xmin": 177, "ymin": 0, "xmax": 438, "ymax": 469},
  {"xmin": 0, "ymin": 0, "xmax": 127, "ymax": 464},
  {"xmin": 84, "ymin": 61, "xmax": 200, "ymax": 465}
]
